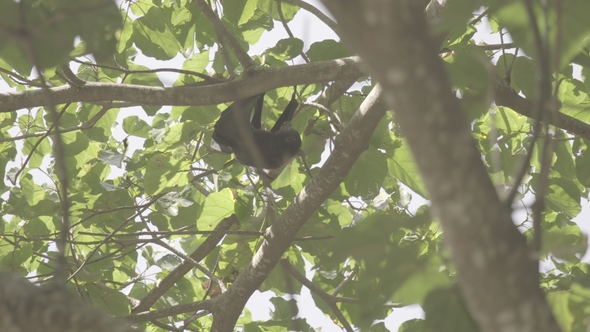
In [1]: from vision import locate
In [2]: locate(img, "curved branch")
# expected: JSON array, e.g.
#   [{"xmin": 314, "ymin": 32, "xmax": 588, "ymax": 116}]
[{"xmin": 279, "ymin": 0, "xmax": 340, "ymax": 36}]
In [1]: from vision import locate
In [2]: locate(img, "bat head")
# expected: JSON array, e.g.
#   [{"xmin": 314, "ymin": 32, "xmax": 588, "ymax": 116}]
[{"xmin": 276, "ymin": 122, "xmax": 301, "ymax": 160}]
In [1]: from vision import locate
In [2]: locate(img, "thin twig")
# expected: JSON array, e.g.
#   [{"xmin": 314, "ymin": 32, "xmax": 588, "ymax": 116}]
[
  {"xmin": 10, "ymin": 104, "xmax": 69, "ymax": 185},
  {"xmin": 277, "ymin": 0, "xmax": 310, "ymax": 63},
  {"xmin": 0, "ymin": 103, "xmax": 113, "ymax": 143},
  {"xmin": 153, "ymin": 239, "xmax": 227, "ymax": 293},
  {"xmin": 280, "ymin": 259, "xmax": 354, "ymax": 332},
  {"xmin": 78, "ymin": 229, "xmax": 262, "ymax": 238},
  {"xmin": 331, "ymin": 265, "xmax": 357, "ymax": 296},
  {"xmin": 71, "ymin": 58, "xmax": 221, "ymax": 83},
  {"xmin": 480, "ymin": 42, "xmax": 517, "ymax": 51},
  {"xmin": 0, "ymin": 66, "xmax": 42, "ymax": 86},
  {"xmin": 279, "ymin": 0, "xmax": 340, "ymax": 36},
  {"xmin": 469, "ymin": 8, "xmax": 489, "ymax": 26},
  {"xmin": 68, "ymin": 193, "xmax": 165, "ymax": 281}
]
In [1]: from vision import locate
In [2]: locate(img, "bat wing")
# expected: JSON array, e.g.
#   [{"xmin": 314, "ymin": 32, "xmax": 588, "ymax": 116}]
[
  {"xmin": 250, "ymin": 93, "xmax": 265, "ymax": 129},
  {"xmin": 212, "ymin": 93, "xmax": 263, "ymax": 153},
  {"xmin": 271, "ymin": 89, "xmax": 298, "ymax": 133}
]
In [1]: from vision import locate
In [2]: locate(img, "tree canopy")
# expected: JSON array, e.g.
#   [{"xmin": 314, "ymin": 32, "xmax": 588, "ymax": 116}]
[{"xmin": 1, "ymin": 0, "xmax": 590, "ymax": 331}]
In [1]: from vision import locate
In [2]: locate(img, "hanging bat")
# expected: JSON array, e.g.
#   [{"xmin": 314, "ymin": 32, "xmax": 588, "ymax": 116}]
[{"xmin": 212, "ymin": 90, "xmax": 301, "ymax": 170}]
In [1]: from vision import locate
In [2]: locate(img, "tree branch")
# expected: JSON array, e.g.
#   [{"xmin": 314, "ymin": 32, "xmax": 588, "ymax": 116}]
[
  {"xmin": 0, "ymin": 57, "xmax": 364, "ymax": 112},
  {"xmin": 494, "ymin": 83, "xmax": 590, "ymax": 140},
  {"xmin": 210, "ymin": 85, "xmax": 388, "ymax": 331},
  {"xmin": 131, "ymin": 215, "xmax": 237, "ymax": 313},
  {"xmin": 193, "ymin": 0, "xmax": 256, "ymax": 69},
  {"xmin": 0, "ymin": 272, "xmax": 135, "ymax": 332},
  {"xmin": 280, "ymin": 259, "xmax": 354, "ymax": 332},
  {"xmin": 127, "ymin": 299, "xmax": 214, "ymax": 323},
  {"xmin": 319, "ymin": 1, "xmax": 560, "ymax": 332},
  {"xmin": 278, "ymin": 0, "xmax": 340, "ymax": 37}
]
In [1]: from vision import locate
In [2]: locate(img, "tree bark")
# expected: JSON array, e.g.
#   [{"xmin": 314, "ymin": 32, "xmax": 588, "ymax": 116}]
[{"xmin": 319, "ymin": 1, "xmax": 561, "ymax": 331}]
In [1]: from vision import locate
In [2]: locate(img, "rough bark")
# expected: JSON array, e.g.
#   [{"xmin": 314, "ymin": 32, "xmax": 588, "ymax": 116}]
[
  {"xmin": 319, "ymin": 1, "xmax": 561, "ymax": 332},
  {"xmin": 0, "ymin": 272, "xmax": 135, "ymax": 332},
  {"xmin": 0, "ymin": 57, "xmax": 363, "ymax": 112}
]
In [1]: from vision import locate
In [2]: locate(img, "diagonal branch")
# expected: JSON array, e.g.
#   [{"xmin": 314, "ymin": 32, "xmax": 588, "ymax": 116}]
[
  {"xmin": 280, "ymin": 259, "xmax": 354, "ymax": 332},
  {"xmin": 193, "ymin": 0, "xmax": 256, "ymax": 69},
  {"xmin": 131, "ymin": 215, "xmax": 237, "ymax": 313},
  {"xmin": 210, "ymin": 84, "xmax": 388, "ymax": 331},
  {"xmin": 319, "ymin": 1, "xmax": 561, "ymax": 331}
]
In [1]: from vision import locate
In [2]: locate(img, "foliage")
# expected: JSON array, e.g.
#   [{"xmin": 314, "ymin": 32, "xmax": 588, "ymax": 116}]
[{"xmin": 0, "ymin": 0, "xmax": 590, "ymax": 331}]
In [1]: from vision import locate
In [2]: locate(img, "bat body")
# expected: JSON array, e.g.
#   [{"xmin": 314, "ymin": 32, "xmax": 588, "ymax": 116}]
[{"xmin": 212, "ymin": 91, "xmax": 301, "ymax": 169}]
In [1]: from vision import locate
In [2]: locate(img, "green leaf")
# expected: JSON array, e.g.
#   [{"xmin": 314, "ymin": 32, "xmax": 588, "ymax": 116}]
[
  {"xmin": 270, "ymin": 297, "xmax": 298, "ymax": 321},
  {"xmin": 391, "ymin": 256, "xmax": 451, "ymax": 305},
  {"xmin": 492, "ymin": 0, "xmax": 590, "ymax": 69},
  {"xmin": 24, "ymin": 217, "xmax": 51, "ymax": 237},
  {"xmin": 98, "ymin": 150, "xmax": 125, "ymax": 167},
  {"xmin": 157, "ymin": 121, "xmax": 201, "ymax": 148},
  {"xmin": 306, "ymin": 40, "xmax": 350, "ymax": 62},
  {"xmin": 554, "ymin": 131, "xmax": 575, "ymax": 180},
  {"xmin": 258, "ymin": 0, "xmax": 299, "ymax": 21},
  {"xmin": 344, "ymin": 148, "xmax": 387, "ymax": 199},
  {"xmin": 398, "ymin": 319, "xmax": 428, "ymax": 332},
  {"xmin": 389, "ymin": 142, "xmax": 428, "ymax": 198},
  {"xmin": 543, "ymin": 222, "xmax": 587, "ymax": 262},
  {"xmin": 547, "ymin": 291, "xmax": 574, "ymax": 332},
  {"xmin": 132, "ymin": 7, "xmax": 181, "ymax": 60},
  {"xmin": 156, "ymin": 254, "xmax": 183, "ymax": 270},
  {"xmin": 86, "ymin": 284, "xmax": 131, "ymax": 316},
  {"xmin": 176, "ymin": 104, "xmax": 220, "ymax": 125},
  {"xmin": 235, "ymin": 192, "xmax": 254, "ymax": 223},
  {"xmin": 123, "ymin": 116, "xmax": 151, "ymax": 138},
  {"xmin": 558, "ymin": 79, "xmax": 590, "ymax": 123},
  {"xmin": 544, "ymin": 178, "xmax": 581, "ymax": 218},
  {"xmin": 198, "ymin": 188, "xmax": 234, "ymax": 230},
  {"xmin": 144, "ymin": 153, "xmax": 190, "ymax": 195},
  {"xmin": 224, "ymin": 0, "xmax": 257, "ymax": 26},
  {"xmin": 62, "ymin": 131, "xmax": 90, "ymax": 157},
  {"xmin": 575, "ymin": 139, "xmax": 590, "ymax": 187},
  {"xmin": 20, "ymin": 174, "xmax": 44, "ymax": 206},
  {"xmin": 266, "ymin": 38, "xmax": 303, "ymax": 61},
  {"xmin": 423, "ymin": 287, "xmax": 479, "ymax": 332}
]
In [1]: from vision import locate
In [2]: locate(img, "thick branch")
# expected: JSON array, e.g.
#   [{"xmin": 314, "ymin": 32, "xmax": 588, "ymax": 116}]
[
  {"xmin": 210, "ymin": 85, "xmax": 389, "ymax": 331},
  {"xmin": 0, "ymin": 272, "xmax": 135, "ymax": 332},
  {"xmin": 0, "ymin": 57, "xmax": 363, "ymax": 112},
  {"xmin": 320, "ymin": 1, "xmax": 560, "ymax": 332}
]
